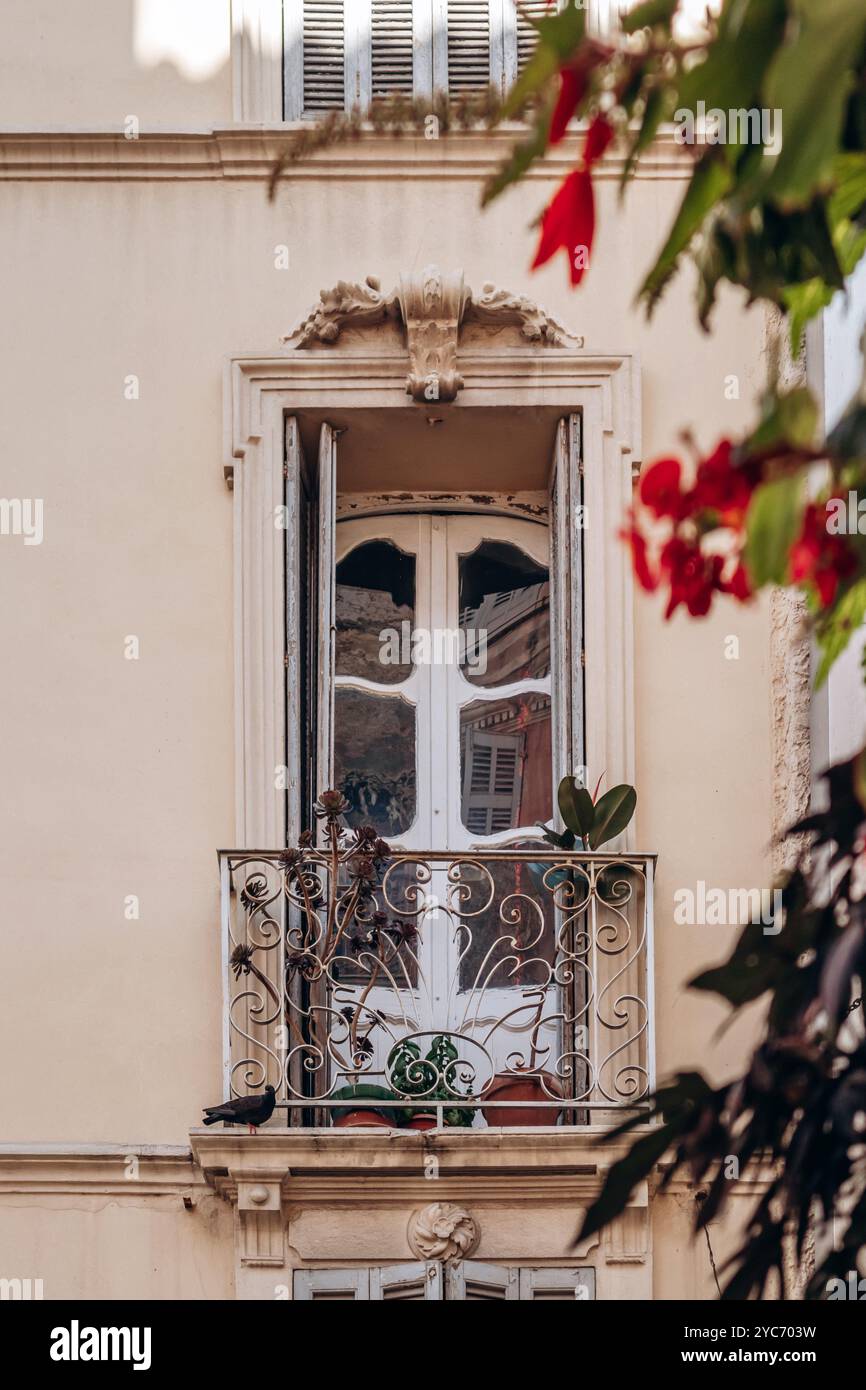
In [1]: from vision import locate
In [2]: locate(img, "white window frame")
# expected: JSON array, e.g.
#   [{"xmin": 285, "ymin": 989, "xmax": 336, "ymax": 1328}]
[{"xmin": 225, "ymin": 345, "xmax": 639, "ymax": 850}]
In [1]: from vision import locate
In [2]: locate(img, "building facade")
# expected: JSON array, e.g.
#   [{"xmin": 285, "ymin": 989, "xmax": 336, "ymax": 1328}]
[{"xmin": 0, "ymin": 0, "xmax": 826, "ymax": 1300}]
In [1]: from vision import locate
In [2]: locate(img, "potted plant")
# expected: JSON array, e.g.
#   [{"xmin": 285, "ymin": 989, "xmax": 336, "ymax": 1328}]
[
  {"xmin": 388, "ymin": 1036, "xmax": 477, "ymax": 1130},
  {"xmin": 329, "ymin": 1083, "xmax": 400, "ymax": 1129},
  {"xmin": 482, "ymin": 773, "xmax": 638, "ymax": 1128}
]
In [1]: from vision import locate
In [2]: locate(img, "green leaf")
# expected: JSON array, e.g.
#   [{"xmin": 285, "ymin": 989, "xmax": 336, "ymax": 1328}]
[
  {"xmin": 814, "ymin": 578, "xmax": 866, "ymax": 688},
  {"xmin": 482, "ymin": 100, "xmax": 552, "ymax": 206},
  {"xmin": 640, "ymin": 154, "xmax": 733, "ymax": 311},
  {"xmin": 675, "ymin": 0, "xmax": 788, "ymax": 119},
  {"xmin": 621, "ymin": 0, "xmax": 679, "ymax": 35},
  {"xmin": 762, "ymin": 0, "xmax": 866, "ymax": 206},
  {"xmin": 620, "ymin": 83, "xmax": 667, "ymax": 190},
  {"xmin": 744, "ymin": 474, "xmax": 805, "ymax": 587},
  {"xmin": 557, "ymin": 777, "xmax": 595, "ymax": 839},
  {"xmin": 578, "ymin": 1122, "xmax": 677, "ymax": 1242},
  {"xmin": 587, "ymin": 784, "xmax": 637, "ymax": 849}
]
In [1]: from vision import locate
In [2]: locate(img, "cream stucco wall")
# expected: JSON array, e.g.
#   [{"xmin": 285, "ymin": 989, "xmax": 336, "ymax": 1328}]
[{"xmin": 0, "ymin": 1, "xmax": 781, "ymax": 1301}]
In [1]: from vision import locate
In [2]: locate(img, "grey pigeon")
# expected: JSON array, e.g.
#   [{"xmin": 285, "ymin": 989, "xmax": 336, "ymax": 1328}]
[{"xmin": 202, "ymin": 1085, "xmax": 276, "ymax": 1132}]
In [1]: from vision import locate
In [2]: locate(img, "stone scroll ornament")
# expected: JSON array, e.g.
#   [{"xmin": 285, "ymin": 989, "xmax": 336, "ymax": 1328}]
[
  {"xmin": 284, "ymin": 266, "xmax": 580, "ymax": 403},
  {"xmin": 407, "ymin": 1202, "xmax": 480, "ymax": 1263}
]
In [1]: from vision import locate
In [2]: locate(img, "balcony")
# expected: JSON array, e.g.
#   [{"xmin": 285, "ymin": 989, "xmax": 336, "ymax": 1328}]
[{"xmin": 218, "ymin": 846, "xmax": 655, "ymax": 1127}]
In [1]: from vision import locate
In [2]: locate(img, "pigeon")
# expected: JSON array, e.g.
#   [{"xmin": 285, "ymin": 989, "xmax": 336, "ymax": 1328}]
[{"xmin": 202, "ymin": 1085, "xmax": 276, "ymax": 1133}]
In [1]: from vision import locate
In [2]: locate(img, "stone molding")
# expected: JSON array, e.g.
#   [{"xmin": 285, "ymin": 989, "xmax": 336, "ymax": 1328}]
[
  {"xmin": 0, "ymin": 126, "xmax": 694, "ymax": 183},
  {"xmin": 284, "ymin": 266, "xmax": 578, "ymax": 403}
]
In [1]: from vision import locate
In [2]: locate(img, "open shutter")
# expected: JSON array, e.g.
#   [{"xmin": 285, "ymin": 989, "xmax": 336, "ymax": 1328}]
[
  {"xmin": 371, "ymin": 1262, "xmax": 443, "ymax": 1299},
  {"xmin": 446, "ymin": 1260, "xmax": 519, "ymax": 1299},
  {"xmin": 549, "ymin": 414, "xmax": 585, "ymax": 793},
  {"xmin": 293, "ymin": 1268, "xmax": 370, "ymax": 1299},
  {"xmin": 316, "ymin": 424, "xmax": 338, "ymax": 808},
  {"xmin": 519, "ymin": 1267, "xmax": 596, "ymax": 1299},
  {"xmin": 284, "ymin": 417, "xmax": 314, "ymax": 840}
]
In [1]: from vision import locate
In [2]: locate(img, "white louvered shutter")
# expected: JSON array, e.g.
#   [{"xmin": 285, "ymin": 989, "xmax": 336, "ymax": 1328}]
[
  {"xmin": 301, "ymin": 0, "xmax": 346, "ymax": 113},
  {"xmin": 371, "ymin": 0, "xmax": 416, "ymax": 97},
  {"xmin": 446, "ymin": 0, "xmax": 492, "ymax": 92}
]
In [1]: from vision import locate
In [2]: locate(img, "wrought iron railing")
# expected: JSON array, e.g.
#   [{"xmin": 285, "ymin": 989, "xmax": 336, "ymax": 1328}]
[{"xmin": 219, "ymin": 848, "xmax": 656, "ymax": 1125}]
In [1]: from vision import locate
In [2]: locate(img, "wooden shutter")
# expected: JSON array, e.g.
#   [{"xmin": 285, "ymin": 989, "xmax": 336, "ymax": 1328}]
[
  {"xmin": 284, "ymin": 417, "xmax": 314, "ymax": 839},
  {"xmin": 301, "ymin": 0, "xmax": 346, "ymax": 113},
  {"xmin": 446, "ymin": 0, "xmax": 492, "ymax": 92},
  {"xmin": 371, "ymin": 0, "xmax": 416, "ymax": 97},
  {"xmin": 371, "ymin": 1262, "xmax": 443, "ymax": 1299},
  {"xmin": 293, "ymin": 1268, "xmax": 370, "ymax": 1299},
  {"xmin": 446, "ymin": 1261, "xmax": 519, "ymax": 1299},
  {"xmin": 316, "ymin": 424, "xmax": 338, "ymax": 809},
  {"xmin": 549, "ymin": 414, "xmax": 585, "ymax": 794},
  {"xmin": 518, "ymin": 1267, "xmax": 596, "ymax": 1299}
]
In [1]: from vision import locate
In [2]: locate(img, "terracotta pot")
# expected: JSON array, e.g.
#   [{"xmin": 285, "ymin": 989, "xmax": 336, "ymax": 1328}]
[
  {"xmin": 481, "ymin": 1072, "xmax": 564, "ymax": 1127},
  {"xmin": 404, "ymin": 1113, "xmax": 437, "ymax": 1131},
  {"xmin": 332, "ymin": 1108, "xmax": 393, "ymax": 1129}
]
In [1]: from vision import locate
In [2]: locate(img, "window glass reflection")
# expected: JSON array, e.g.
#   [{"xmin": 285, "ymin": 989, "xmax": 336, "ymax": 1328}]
[
  {"xmin": 460, "ymin": 694, "xmax": 552, "ymax": 835},
  {"xmin": 336, "ymin": 540, "xmax": 415, "ymax": 685},
  {"xmin": 334, "ymin": 687, "xmax": 416, "ymax": 836},
  {"xmin": 458, "ymin": 540, "xmax": 549, "ymax": 688}
]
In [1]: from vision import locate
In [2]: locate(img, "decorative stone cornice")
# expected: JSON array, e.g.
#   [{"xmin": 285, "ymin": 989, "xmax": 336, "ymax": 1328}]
[
  {"xmin": 0, "ymin": 125, "xmax": 694, "ymax": 183},
  {"xmin": 284, "ymin": 265, "xmax": 578, "ymax": 403}
]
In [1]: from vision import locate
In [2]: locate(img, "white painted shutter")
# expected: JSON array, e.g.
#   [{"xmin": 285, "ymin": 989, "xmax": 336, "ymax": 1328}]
[
  {"xmin": 549, "ymin": 414, "xmax": 585, "ymax": 795},
  {"xmin": 316, "ymin": 424, "xmax": 338, "ymax": 807},
  {"xmin": 284, "ymin": 417, "xmax": 311, "ymax": 839},
  {"xmin": 446, "ymin": 0, "xmax": 493, "ymax": 92},
  {"xmin": 371, "ymin": 1262, "xmax": 443, "ymax": 1299},
  {"xmin": 519, "ymin": 1267, "xmax": 596, "ymax": 1299},
  {"xmin": 301, "ymin": 0, "xmax": 346, "ymax": 112},
  {"xmin": 446, "ymin": 1261, "xmax": 519, "ymax": 1299},
  {"xmin": 371, "ymin": 0, "xmax": 416, "ymax": 97},
  {"xmin": 293, "ymin": 1268, "xmax": 370, "ymax": 1298}
]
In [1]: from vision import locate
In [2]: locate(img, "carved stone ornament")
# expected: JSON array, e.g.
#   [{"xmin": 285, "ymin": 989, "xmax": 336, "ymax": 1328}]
[
  {"xmin": 407, "ymin": 1202, "xmax": 480, "ymax": 1262},
  {"xmin": 284, "ymin": 266, "xmax": 579, "ymax": 403}
]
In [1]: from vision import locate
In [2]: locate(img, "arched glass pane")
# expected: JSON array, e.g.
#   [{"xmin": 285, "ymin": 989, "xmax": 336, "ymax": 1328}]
[
  {"xmin": 336, "ymin": 539, "xmax": 416, "ymax": 685},
  {"xmin": 460, "ymin": 694, "xmax": 552, "ymax": 835},
  {"xmin": 334, "ymin": 686, "xmax": 416, "ymax": 836},
  {"xmin": 458, "ymin": 540, "xmax": 549, "ymax": 688}
]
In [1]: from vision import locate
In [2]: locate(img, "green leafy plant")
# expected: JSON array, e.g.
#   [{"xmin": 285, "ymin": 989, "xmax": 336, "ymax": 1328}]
[
  {"xmin": 388, "ymin": 1035, "xmax": 477, "ymax": 1128},
  {"xmin": 540, "ymin": 774, "xmax": 637, "ymax": 851}
]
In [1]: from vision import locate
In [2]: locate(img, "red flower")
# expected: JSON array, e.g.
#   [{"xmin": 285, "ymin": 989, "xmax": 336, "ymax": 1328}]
[
  {"xmin": 532, "ymin": 117, "xmax": 613, "ymax": 285},
  {"xmin": 719, "ymin": 561, "xmax": 752, "ymax": 602},
  {"xmin": 690, "ymin": 439, "xmax": 756, "ymax": 526},
  {"xmin": 789, "ymin": 503, "xmax": 857, "ymax": 608},
  {"xmin": 532, "ymin": 167, "xmax": 595, "ymax": 285},
  {"xmin": 660, "ymin": 538, "xmax": 725, "ymax": 619},
  {"xmin": 639, "ymin": 457, "xmax": 686, "ymax": 521},
  {"xmin": 550, "ymin": 68, "xmax": 587, "ymax": 145},
  {"xmin": 624, "ymin": 524, "xmax": 657, "ymax": 592},
  {"xmin": 583, "ymin": 114, "xmax": 614, "ymax": 166}
]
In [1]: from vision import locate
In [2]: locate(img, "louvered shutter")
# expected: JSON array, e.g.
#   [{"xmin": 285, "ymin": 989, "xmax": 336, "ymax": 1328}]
[
  {"xmin": 371, "ymin": 0, "xmax": 416, "ymax": 97},
  {"xmin": 301, "ymin": 0, "xmax": 346, "ymax": 113},
  {"xmin": 518, "ymin": 1267, "xmax": 596, "ymax": 1299},
  {"xmin": 446, "ymin": 1261, "xmax": 519, "ymax": 1299},
  {"xmin": 446, "ymin": 0, "xmax": 492, "ymax": 92}
]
